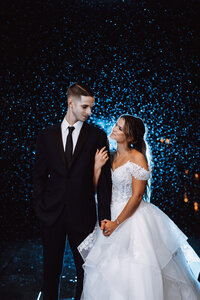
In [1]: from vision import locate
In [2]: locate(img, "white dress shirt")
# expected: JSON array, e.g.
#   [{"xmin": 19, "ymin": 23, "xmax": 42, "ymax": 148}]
[{"xmin": 61, "ymin": 118, "xmax": 83, "ymax": 153}]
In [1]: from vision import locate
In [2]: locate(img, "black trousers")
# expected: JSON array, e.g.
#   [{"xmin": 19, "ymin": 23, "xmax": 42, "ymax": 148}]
[{"xmin": 41, "ymin": 208, "xmax": 90, "ymax": 300}]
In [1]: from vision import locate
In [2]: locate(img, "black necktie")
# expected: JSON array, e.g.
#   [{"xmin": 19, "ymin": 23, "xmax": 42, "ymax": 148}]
[{"xmin": 65, "ymin": 126, "xmax": 75, "ymax": 165}]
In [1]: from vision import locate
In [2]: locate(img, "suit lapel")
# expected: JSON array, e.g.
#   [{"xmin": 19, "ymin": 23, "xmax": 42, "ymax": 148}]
[
  {"xmin": 52, "ymin": 122, "xmax": 89, "ymax": 169},
  {"xmin": 69, "ymin": 122, "xmax": 89, "ymax": 169},
  {"xmin": 53, "ymin": 123, "xmax": 66, "ymax": 166}
]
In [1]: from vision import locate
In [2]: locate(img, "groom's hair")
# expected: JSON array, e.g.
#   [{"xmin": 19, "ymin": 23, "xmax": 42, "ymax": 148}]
[{"xmin": 67, "ymin": 82, "xmax": 94, "ymax": 99}]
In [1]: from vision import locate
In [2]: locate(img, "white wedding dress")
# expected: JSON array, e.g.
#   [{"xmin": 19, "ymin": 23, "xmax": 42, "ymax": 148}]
[{"xmin": 78, "ymin": 161, "xmax": 200, "ymax": 300}]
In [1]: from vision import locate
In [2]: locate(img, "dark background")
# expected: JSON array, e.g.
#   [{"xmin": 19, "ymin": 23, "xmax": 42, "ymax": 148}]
[{"xmin": 0, "ymin": 1, "xmax": 199, "ymax": 298}]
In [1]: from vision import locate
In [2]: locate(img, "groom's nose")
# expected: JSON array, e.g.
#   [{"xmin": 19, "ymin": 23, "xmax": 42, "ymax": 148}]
[{"xmin": 86, "ymin": 107, "xmax": 92, "ymax": 115}]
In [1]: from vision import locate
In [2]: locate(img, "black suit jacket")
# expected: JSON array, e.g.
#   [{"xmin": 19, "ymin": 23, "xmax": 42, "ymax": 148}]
[{"xmin": 33, "ymin": 122, "xmax": 112, "ymax": 232}]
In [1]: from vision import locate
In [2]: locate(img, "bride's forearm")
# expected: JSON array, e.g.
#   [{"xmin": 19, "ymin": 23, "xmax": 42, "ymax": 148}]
[
  {"xmin": 115, "ymin": 195, "xmax": 143, "ymax": 225},
  {"xmin": 93, "ymin": 165, "xmax": 102, "ymax": 189}
]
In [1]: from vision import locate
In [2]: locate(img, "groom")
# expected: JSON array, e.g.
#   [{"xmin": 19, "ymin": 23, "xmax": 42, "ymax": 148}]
[{"xmin": 33, "ymin": 83, "xmax": 112, "ymax": 300}]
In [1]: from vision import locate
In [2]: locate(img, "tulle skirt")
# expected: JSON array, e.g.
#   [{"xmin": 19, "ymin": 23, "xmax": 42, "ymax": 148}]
[{"xmin": 78, "ymin": 201, "xmax": 200, "ymax": 300}]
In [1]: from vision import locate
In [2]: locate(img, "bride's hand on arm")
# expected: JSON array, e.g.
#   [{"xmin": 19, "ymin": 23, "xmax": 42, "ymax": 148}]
[
  {"xmin": 93, "ymin": 147, "xmax": 109, "ymax": 188},
  {"xmin": 95, "ymin": 147, "xmax": 108, "ymax": 170}
]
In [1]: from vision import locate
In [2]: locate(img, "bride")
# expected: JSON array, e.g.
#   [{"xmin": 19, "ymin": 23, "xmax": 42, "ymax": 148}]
[{"xmin": 78, "ymin": 114, "xmax": 200, "ymax": 300}]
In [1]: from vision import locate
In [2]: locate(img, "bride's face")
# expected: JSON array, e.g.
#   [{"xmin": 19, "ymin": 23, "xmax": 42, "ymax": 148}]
[{"xmin": 110, "ymin": 118, "xmax": 126, "ymax": 143}]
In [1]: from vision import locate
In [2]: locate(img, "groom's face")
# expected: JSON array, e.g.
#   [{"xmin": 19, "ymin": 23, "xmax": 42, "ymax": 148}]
[{"xmin": 70, "ymin": 95, "xmax": 95, "ymax": 122}]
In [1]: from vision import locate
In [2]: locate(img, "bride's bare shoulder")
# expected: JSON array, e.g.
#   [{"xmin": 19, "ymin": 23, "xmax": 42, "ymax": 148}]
[{"xmin": 128, "ymin": 149, "xmax": 149, "ymax": 171}]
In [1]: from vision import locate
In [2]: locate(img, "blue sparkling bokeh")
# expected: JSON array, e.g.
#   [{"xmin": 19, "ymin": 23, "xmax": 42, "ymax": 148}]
[{"xmin": 1, "ymin": 0, "xmax": 199, "ymax": 240}]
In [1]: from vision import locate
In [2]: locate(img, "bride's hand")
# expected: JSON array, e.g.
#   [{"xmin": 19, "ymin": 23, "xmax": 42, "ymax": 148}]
[
  {"xmin": 101, "ymin": 220, "xmax": 107, "ymax": 230},
  {"xmin": 95, "ymin": 147, "xmax": 109, "ymax": 170},
  {"xmin": 102, "ymin": 220, "xmax": 118, "ymax": 236}
]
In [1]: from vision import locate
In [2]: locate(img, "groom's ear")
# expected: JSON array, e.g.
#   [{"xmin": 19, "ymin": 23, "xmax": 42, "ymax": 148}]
[{"xmin": 68, "ymin": 98, "xmax": 73, "ymax": 107}]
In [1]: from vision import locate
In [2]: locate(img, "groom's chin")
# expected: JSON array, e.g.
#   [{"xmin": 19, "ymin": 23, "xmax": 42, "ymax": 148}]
[{"xmin": 81, "ymin": 116, "xmax": 89, "ymax": 121}]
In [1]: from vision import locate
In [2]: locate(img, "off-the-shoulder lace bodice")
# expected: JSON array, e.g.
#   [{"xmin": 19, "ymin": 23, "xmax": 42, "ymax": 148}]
[
  {"xmin": 78, "ymin": 161, "xmax": 151, "ymax": 258},
  {"xmin": 111, "ymin": 161, "xmax": 150, "ymax": 204}
]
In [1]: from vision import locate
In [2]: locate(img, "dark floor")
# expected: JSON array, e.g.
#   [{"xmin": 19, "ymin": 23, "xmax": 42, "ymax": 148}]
[
  {"xmin": 0, "ymin": 239, "xmax": 76, "ymax": 300},
  {"xmin": 0, "ymin": 236, "xmax": 200, "ymax": 300}
]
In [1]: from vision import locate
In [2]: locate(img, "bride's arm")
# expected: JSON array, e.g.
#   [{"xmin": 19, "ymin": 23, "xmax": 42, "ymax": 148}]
[
  {"xmin": 103, "ymin": 155, "xmax": 148, "ymax": 236},
  {"xmin": 93, "ymin": 147, "xmax": 109, "ymax": 189},
  {"xmin": 116, "ymin": 177, "xmax": 146, "ymax": 222}
]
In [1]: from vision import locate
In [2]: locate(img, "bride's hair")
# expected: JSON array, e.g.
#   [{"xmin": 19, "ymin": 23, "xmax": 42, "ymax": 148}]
[
  {"xmin": 120, "ymin": 114, "xmax": 152, "ymax": 202},
  {"xmin": 121, "ymin": 115, "xmax": 146, "ymax": 155}
]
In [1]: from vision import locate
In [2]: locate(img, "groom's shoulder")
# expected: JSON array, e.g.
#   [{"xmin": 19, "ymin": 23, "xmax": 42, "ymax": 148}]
[
  {"xmin": 37, "ymin": 123, "xmax": 60, "ymax": 137},
  {"xmin": 86, "ymin": 122, "xmax": 107, "ymax": 137}
]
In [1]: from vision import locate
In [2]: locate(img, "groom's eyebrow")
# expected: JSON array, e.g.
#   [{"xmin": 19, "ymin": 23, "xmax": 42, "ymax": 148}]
[{"xmin": 81, "ymin": 104, "xmax": 94, "ymax": 107}]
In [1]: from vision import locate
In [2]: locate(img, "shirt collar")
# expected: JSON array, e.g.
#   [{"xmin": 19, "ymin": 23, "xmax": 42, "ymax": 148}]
[{"xmin": 61, "ymin": 117, "xmax": 83, "ymax": 132}]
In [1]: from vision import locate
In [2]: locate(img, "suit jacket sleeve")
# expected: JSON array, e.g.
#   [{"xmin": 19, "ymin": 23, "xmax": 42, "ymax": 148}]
[
  {"xmin": 33, "ymin": 132, "xmax": 48, "ymax": 212},
  {"xmin": 96, "ymin": 131, "xmax": 112, "ymax": 225}
]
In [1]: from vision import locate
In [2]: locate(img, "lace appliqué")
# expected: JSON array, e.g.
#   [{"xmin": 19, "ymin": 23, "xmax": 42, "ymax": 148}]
[
  {"xmin": 111, "ymin": 161, "xmax": 151, "ymax": 204},
  {"xmin": 78, "ymin": 225, "xmax": 98, "ymax": 261},
  {"xmin": 127, "ymin": 161, "xmax": 151, "ymax": 180}
]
